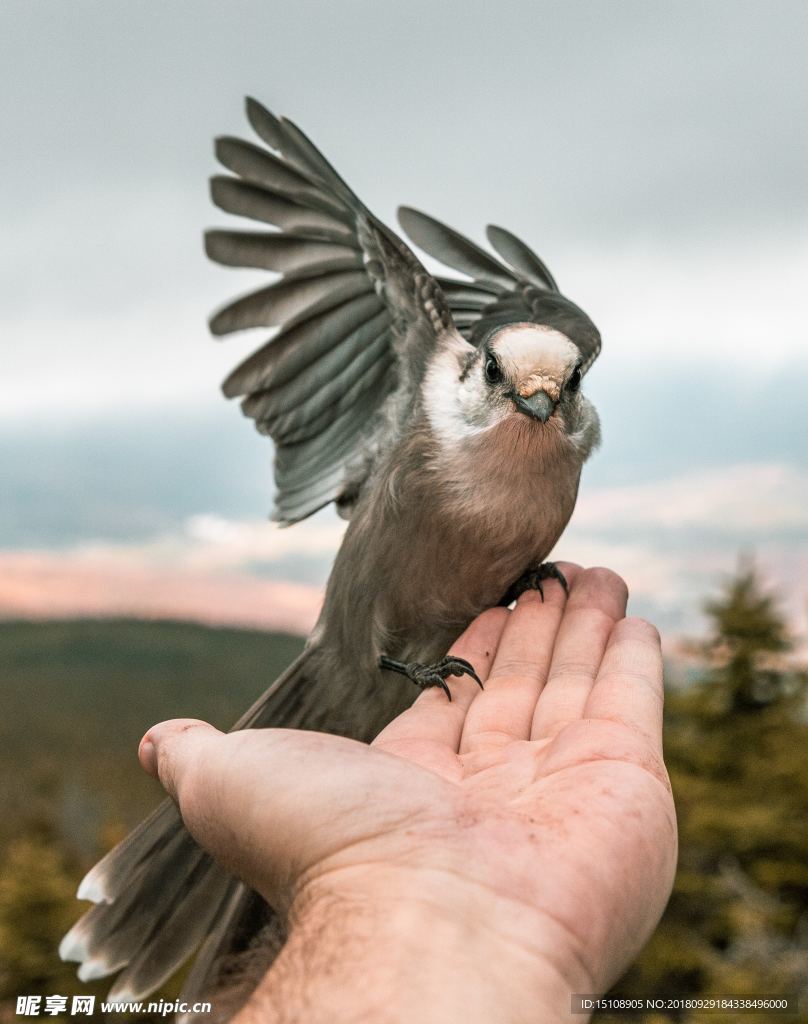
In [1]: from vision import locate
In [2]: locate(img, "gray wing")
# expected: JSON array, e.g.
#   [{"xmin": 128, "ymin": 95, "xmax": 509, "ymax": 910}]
[
  {"xmin": 397, "ymin": 208, "xmax": 601, "ymax": 375},
  {"xmin": 206, "ymin": 99, "xmax": 453, "ymax": 525}
]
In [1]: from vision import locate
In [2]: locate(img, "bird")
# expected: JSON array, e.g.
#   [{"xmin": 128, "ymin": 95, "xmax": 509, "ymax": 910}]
[{"xmin": 60, "ymin": 97, "xmax": 602, "ymax": 1020}]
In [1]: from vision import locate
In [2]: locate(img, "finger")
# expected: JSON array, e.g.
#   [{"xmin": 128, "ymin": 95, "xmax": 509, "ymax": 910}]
[
  {"xmin": 139, "ymin": 719, "xmax": 259, "ymax": 880},
  {"xmin": 584, "ymin": 617, "xmax": 665, "ymax": 754},
  {"xmin": 373, "ymin": 607, "xmax": 509, "ymax": 776},
  {"xmin": 459, "ymin": 563, "xmax": 581, "ymax": 754},
  {"xmin": 531, "ymin": 567, "xmax": 628, "ymax": 741},
  {"xmin": 138, "ymin": 718, "xmax": 219, "ymax": 799}
]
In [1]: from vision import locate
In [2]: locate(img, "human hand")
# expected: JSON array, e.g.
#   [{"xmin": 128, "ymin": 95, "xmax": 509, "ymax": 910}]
[{"xmin": 140, "ymin": 565, "xmax": 677, "ymax": 1023}]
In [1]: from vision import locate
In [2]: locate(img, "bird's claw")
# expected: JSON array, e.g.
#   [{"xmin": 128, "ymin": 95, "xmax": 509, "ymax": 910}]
[
  {"xmin": 379, "ymin": 654, "xmax": 484, "ymax": 701},
  {"xmin": 500, "ymin": 561, "xmax": 568, "ymax": 605}
]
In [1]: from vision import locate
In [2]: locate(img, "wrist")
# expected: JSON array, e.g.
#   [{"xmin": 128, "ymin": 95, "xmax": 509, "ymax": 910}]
[{"xmin": 242, "ymin": 864, "xmax": 591, "ymax": 1024}]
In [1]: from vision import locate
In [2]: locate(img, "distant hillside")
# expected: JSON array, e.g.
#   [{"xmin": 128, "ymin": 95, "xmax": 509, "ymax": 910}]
[{"xmin": 0, "ymin": 619, "xmax": 305, "ymax": 857}]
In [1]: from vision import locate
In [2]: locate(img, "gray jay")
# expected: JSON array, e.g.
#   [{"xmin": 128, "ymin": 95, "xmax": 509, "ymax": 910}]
[{"xmin": 61, "ymin": 98, "xmax": 602, "ymax": 1019}]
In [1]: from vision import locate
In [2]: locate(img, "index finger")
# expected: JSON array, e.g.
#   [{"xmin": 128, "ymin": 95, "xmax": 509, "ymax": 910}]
[{"xmin": 583, "ymin": 617, "xmax": 665, "ymax": 754}]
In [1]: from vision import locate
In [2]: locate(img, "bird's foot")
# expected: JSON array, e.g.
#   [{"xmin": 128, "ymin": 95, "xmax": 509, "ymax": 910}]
[
  {"xmin": 499, "ymin": 561, "xmax": 568, "ymax": 605},
  {"xmin": 379, "ymin": 654, "xmax": 483, "ymax": 702}
]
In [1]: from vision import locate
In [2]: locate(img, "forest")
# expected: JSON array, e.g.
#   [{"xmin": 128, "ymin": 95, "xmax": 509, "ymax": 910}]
[{"xmin": 0, "ymin": 568, "xmax": 805, "ymax": 1022}]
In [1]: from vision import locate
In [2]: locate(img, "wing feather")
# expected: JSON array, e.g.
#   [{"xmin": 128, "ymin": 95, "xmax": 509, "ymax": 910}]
[
  {"xmin": 435, "ymin": 279, "xmax": 499, "ymax": 304},
  {"xmin": 245, "ymin": 99, "xmax": 358, "ymax": 206},
  {"xmin": 273, "ymin": 387, "xmax": 382, "ymax": 485},
  {"xmin": 204, "ymin": 230, "xmax": 361, "ymax": 273},
  {"xmin": 209, "ymin": 270, "xmax": 372, "ymax": 336},
  {"xmin": 397, "ymin": 206, "xmax": 514, "ymax": 287},
  {"xmin": 485, "ymin": 224, "xmax": 558, "ymax": 290},
  {"xmin": 207, "ymin": 99, "xmax": 458, "ymax": 524},
  {"xmin": 214, "ymin": 138, "xmax": 349, "ymax": 221},
  {"xmin": 222, "ymin": 295, "xmax": 385, "ymax": 398},
  {"xmin": 241, "ymin": 322, "xmax": 389, "ymax": 422},
  {"xmin": 398, "ymin": 208, "xmax": 601, "ymax": 374},
  {"xmin": 267, "ymin": 354, "xmax": 394, "ymax": 446},
  {"xmin": 210, "ymin": 176, "xmax": 354, "ymax": 239}
]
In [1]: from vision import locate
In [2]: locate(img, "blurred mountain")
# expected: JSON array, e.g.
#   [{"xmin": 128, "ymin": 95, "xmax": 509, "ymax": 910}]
[
  {"xmin": 0, "ymin": 620, "xmax": 303, "ymax": 1015},
  {"xmin": 0, "ymin": 620, "xmax": 304, "ymax": 858}
]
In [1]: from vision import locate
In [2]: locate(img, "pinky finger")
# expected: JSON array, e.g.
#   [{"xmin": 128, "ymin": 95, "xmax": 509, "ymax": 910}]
[{"xmin": 583, "ymin": 617, "xmax": 665, "ymax": 754}]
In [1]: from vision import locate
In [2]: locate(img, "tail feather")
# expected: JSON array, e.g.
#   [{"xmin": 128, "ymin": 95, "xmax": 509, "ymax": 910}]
[
  {"xmin": 65, "ymin": 833, "xmax": 223, "ymax": 994},
  {"xmin": 61, "ymin": 651, "xmax": 316, "ymax": 995},
  {"xmin": 176, "ymin": 886, "xmax": 251, "ymax": 1021},
  {"xmin": 107, "ymin": 871, "xmax": 237, "ymax": 1002},
  {"xmin": 62, "ymin": 644, "xmax": 412, "ymax": 1011},
  {"xmin": 75, "ymin": 800, "xmax": 180, "ymax": 904},
  {"xmin": 177, "ymin": 888, "xmax": 283, "ymax": 1023},
  {"xmin": 62, "ymin": 814, "xmax": 207, "ymax": 971}
]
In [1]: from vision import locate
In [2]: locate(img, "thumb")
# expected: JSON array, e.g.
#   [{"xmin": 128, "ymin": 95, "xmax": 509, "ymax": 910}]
[
  {"xmin": 141, "ymin": 718, "xmax": 293, "ymax": 900},
  {"xmin": 138, "ymin": 718, "xmax": 219, "ymax": 802},
  {"xmin": 138, "ymin": 719, "xmax": 434, "ymax": 909},
  {"xmin": 137, "ymin": 720, "xmax": 409, "ymax": 905},
  {"xmin": 139, "ymin": 718, "xmax": 292, "ymax": 900}
]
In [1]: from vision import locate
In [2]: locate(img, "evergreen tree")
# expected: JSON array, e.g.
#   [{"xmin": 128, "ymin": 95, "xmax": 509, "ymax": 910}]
[
  {"xmin": 602, "ymin": 565, "xmax": 808, "ymax": 1022},
  {"xmin": 703, "ymin": 561, "xmax": 792, "ymax": 712}
]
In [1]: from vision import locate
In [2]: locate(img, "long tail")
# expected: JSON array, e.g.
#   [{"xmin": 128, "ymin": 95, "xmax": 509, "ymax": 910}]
[
  {"xmin": 58, "ymin": 647, "xmax": 325, "ymax": 1007},
  {"xmin": 61, "ymin": 644, "xmax": 411, "ymax": 1017}
]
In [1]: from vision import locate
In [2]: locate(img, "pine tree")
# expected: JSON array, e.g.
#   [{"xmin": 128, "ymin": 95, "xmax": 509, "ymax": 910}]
[
  {"xmin": 703, "ymin": 560, "xmax": 791, "ymax": 712},
  {"xmin": 602, "ymin": 564, "xmax": 808, "ymax": 1022}
]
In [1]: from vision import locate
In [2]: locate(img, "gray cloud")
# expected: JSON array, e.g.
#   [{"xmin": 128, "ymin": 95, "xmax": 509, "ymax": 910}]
[{"xmin": 2, "ymin": 0, "xmax": 807, "ymax": 241}]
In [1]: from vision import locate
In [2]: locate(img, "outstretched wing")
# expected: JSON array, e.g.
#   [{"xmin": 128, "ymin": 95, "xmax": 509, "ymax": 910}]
[
  {"xmin": 206, "ymin": 99, "xmax": 453, "ymax": 525},
  {"xmin": 397, "ymin": 208, "xmax": 601, "ymax": 374}
]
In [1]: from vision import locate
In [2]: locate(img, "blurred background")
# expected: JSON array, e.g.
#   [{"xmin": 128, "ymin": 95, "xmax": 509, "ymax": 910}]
[{"xmin": 1, "ymin": 1, "xmax": 806, "ymax": 1020}]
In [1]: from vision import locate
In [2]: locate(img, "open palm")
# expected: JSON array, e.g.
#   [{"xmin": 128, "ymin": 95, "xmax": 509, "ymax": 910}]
[{"xmin": 144, "ymin": 564, "xmax": 677, "ymax": 1017}]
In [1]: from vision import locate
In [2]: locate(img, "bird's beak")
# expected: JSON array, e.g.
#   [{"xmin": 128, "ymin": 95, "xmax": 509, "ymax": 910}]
[{"xmin": 513, "ymin": 390, "xmax": 556, "ymax": 423}]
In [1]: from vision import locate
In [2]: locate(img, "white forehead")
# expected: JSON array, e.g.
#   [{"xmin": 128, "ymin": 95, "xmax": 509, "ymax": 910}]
[{"xmin": 492, "ymin": 324, "xmax": 579, "ymax": 376}]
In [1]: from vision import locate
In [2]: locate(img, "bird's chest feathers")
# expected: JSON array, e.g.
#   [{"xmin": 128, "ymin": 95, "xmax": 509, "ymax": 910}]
[
  {"xmin": 419, "ymin": 342, "xmax": 582, "ymax": 550},
  {"xmin": 438, "ymin": 428, "xmax": 579, "ymax": 572},
  {"xmin": 373, "ymin": 422, "xmax": 581, "ymax": 660}
]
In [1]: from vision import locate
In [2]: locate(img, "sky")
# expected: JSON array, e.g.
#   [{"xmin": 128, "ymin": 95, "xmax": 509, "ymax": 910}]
[{"xmin": 2, "ymin": 0, "xmax": 807, "ymax": 646}]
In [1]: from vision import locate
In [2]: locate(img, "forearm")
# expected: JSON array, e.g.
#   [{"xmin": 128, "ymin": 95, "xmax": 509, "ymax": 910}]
[{"xmin": 234, "ymin": 872, "xmax": 589, "ymax": 1024}]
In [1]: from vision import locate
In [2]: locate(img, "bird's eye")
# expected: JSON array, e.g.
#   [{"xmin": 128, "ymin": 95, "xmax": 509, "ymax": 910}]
[
  {"xmin": 567, "ymin": 366, "xmax": 582, "ymax": 393},
  {"xmin": 484, "ymin": 355, "xmax": 502, "ymax": 385}
]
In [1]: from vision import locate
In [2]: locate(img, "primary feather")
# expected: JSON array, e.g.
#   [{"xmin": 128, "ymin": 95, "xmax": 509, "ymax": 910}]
[{"xmin": 207, "ymin": 98, "xmax": 453, "ymax": 524}]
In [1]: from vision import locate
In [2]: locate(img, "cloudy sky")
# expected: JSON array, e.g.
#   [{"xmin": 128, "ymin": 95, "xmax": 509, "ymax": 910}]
[{"xmin": 2, "ymin": 0, "xmax": 807, "ymax": 643}]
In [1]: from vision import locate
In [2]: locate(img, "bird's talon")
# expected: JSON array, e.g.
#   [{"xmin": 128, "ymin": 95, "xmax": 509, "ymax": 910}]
[
  {"xmin": 443, "ymin": 655, "xmax": 474, "ymax": 672},
  {"xmin": 499, "ymin": 561, "xmax": 568, "ymax": 605},
  {"xmin": 379, "ymin": 653, "xmax": 483, "ymax": 699}
]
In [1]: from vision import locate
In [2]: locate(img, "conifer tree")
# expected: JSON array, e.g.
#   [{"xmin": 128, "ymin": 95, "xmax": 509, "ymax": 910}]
[{"xmin": 604, "ymin": 565, "xmax": 808, "ymax": 1021}]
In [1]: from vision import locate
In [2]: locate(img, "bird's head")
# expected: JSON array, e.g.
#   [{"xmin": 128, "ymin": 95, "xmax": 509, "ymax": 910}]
[
  {"xmin": 425, "ymin": 319, "xmax": 597, "ymax": 453},
  {"xmin": 480, "ymin": 322, "xmax": 582, "ymax": 425}
]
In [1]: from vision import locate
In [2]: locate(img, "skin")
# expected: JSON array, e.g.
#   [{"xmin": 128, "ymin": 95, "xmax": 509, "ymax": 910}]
[{"xmin": 139, "ymin": 565, "xmax": 677, "ymax": 1023}]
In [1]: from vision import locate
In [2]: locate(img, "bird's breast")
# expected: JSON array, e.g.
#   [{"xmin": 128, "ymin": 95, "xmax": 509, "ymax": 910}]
[{"xmin": 371, "ymin": 419, "xmax": 583, "ymax": 660}]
